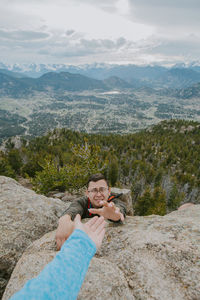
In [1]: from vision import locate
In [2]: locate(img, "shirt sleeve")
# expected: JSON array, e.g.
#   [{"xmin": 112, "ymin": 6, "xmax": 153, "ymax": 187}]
[
  {"xmin": 114, "ymin": 199, "xmax": 126, "ymax": 216},
  {"xmin": 61, "ymin": 198, "xmax": 86, "ymax": 220},
  {"xmin": 9, "ymin": 229, "xmax": 96, "ymax": 300}
]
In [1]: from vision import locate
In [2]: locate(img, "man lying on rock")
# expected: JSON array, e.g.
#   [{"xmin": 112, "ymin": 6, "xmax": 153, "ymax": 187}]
[{"xmin": 56, "ymin": 173, "xmax": 126, "ymax": 250}]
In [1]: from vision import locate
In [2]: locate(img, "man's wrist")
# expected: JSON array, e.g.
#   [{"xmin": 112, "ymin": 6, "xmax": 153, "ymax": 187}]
[
  {"xmin": 59, "ymin": 214, "xmax": 71, "ymax": 224},
  {"xmin": 58, "ymin": 214, "xmax": 75, "ymax": 235},
  {"xmin": 109, "ymin": 214, "xmax": 121, "ymax": 221},
  {"xmin": 109, "ymin": 212, "xmax": 124, "ymax": 222}
]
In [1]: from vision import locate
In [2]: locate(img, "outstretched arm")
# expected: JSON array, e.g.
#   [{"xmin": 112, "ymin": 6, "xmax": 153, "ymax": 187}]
[
  {"xmin": 10, "ymin": 215, "xmax": 105, "ymax": 300},
  {"xmin": 89, "ymin": 201, "xmax": 125, "ymax": 221}
]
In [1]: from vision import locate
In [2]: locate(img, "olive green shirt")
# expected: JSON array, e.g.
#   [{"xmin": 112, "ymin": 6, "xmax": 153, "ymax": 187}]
[{"xmin": 62, "ymin": 193, "xmax": 126, "ymax": 221}]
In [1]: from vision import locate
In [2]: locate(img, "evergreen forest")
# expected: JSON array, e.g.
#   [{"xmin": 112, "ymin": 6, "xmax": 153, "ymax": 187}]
[{"xmin": 1, "ymin": 119, "xmax": 199, "ymax": 216}]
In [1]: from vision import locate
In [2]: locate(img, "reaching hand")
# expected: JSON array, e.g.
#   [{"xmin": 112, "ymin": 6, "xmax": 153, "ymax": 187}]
[
  {"xmin": 89, "ymin": 201, "xmax": 124, "ymax": 222},
  {"xmin": 74, "ymin": 214, "xmax": 106, "ymax": 249},
  {"xmin": 56, "ymin": 215, "xmax": 75, "ymax": 251}
]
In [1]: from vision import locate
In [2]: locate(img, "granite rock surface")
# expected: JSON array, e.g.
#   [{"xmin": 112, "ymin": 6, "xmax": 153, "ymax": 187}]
[
  {"xmin": 3, "ymin": 205, "xmax": 200, "ymax": 300},
  {"xmin": 0, "ymin": 176, "xmax": 67, "ymax": 298}
]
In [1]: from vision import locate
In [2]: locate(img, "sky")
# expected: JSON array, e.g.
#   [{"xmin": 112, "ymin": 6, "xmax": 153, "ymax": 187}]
[{"xmin": 0, "ymin": 0, "xmax": 200, "ymax": 66}]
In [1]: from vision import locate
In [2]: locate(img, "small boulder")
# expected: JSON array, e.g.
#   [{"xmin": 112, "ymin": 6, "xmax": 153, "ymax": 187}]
[
  {"xmin": 111, "ymin": 187, "xmax": 134, "ymax": 216},
  {"xmin": 61, "ymin": 192, "xmax": 80, "ymax": 203},
  {"xmin": 51, "ymin": 192, "xmax": 66, "ymax": 199}
]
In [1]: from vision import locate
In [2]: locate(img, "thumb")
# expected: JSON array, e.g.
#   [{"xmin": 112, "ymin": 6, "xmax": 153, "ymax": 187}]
[
  {"xmin": 120, "ymin": 213, "xmax": 125, "ymax": 221},
  {"xmin": 89, "ymin": 208, "xmax": 102, "ymax": 216},
  {"xmin": 74, "ymin": 214, "xmax": 81, "ymax": 226}
]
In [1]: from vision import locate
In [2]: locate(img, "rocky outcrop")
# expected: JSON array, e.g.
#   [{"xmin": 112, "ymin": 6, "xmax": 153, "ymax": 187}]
[
  {"xmin": 111, "ymin": 187, "xmax": 134, "ymax": 216},
  {"xmin": 0, "ymin": 176, "xmax": 68, "ymax": 298},
  {"xmin": 3, "ymin": 205, "xmax": 200, "ymax": 300},
  {"xmin": 47, "ymin": 191, "xmax": 82, "ymax": 203}
]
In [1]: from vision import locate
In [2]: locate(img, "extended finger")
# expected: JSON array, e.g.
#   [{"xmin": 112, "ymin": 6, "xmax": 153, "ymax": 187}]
[
  {"xmin": 120, "ymin": 213, "xmax": 125, "ymax": 221},
  {"xmin": 74, "ymin": 214, "xmax": 81, "ymax": 223},
  {"xmin": 95, "ymin": 219, "xmax": 106, "ymax": 235},
  {"xmin": 85, "ymin": 216, "xmax": 99, "ymax": 226},
  {"xmin": 98, "ymin": 228, "xmax": 106, "ymax": 242},
  {"xmin": 90, "ymin": 215, "xmax": 105, "ymax": 231},
  {"xmin": 99, "ymin": 200, "xmax": 109, "ymax": 207},
  {"xmin": 94, "ymin": 216, "xmax": 105, "ymax": 232},
  {"xmin": 108, "ymin": 202, "xmax": 116, "ymax": 210},
  {"xmin": 115, "ymin": 207, "xmax": 120, "ymax": 213}
]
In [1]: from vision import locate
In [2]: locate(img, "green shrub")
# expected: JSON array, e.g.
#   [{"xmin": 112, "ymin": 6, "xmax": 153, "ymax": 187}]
[{"xmin": 32, "ymin": 141, "xmax": 108, "ymax": 194}]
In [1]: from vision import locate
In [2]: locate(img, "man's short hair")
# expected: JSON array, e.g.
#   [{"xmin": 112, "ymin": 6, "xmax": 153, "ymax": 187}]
[{"xmin": 87, "ymin": 173, "xmax": 109, "ymax": 188}]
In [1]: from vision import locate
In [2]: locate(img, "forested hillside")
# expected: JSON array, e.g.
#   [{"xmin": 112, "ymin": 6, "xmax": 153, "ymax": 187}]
[{"xmin": 1, "ymin": 119, "xmax": 199, "ymax": 215}]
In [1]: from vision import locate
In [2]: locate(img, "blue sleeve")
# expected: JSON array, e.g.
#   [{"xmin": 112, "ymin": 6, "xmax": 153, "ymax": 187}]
[{"xmin": 10, "ymin": 229, "xmax": 96, "ymax": 300}]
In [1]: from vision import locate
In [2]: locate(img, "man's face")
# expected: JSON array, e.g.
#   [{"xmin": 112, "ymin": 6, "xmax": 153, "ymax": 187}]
[{"xmin": 86, "ymin": 179, "xmax": 110, "ymax": 208}]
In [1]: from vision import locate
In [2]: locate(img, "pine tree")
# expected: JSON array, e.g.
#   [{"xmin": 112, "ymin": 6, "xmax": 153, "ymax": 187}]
[
  {"xmin": 168, "ymin": 184, "xmax": 183, "ymax": 210},
  {"xmin": 108, "ymin": 157, "xmax": 119, "ymax": 186},
  {"xmin": 135, "ymin": 187, "xmax": 152, "ymax": 216}
]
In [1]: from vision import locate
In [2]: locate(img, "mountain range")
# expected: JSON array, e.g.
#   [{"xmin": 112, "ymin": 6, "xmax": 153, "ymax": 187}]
[
  {"xmin": 0, "ymin": 71, "xmax": 109, "ymax": 97},
  {"xmin": 1, "ymin": 64, "xmax": 200, "ymax": 98},
  {"xmin": 1, "ymin": 61, "xmax": 200, "ymax": 78}
]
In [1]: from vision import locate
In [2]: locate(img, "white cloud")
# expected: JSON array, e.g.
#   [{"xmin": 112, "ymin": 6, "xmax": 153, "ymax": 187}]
[
  {"xmin": 20, "ymin": 1, "xmax": 153, "ymax": 41},
  {"xmin": 0, "ymin": 0, "xmax": 199, "ymax": 65},
  {"xmin": 128, "ymin": 0, "xmax": 200, "ymax": 32},
  {"xmin": 0, "ymin": 29, "xmax": 49, "ymax": 41}
]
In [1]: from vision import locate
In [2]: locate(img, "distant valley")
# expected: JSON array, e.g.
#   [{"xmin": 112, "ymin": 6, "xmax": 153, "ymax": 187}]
[{"xmin": 0, "ymin": 63, "xmax": 200, "ymax": 142}]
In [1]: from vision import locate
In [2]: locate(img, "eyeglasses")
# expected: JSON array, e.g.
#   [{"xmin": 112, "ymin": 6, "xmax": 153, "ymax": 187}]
[{"xmin": 88, "ymin": 187, "xmax": 108, "ymax": 194}]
